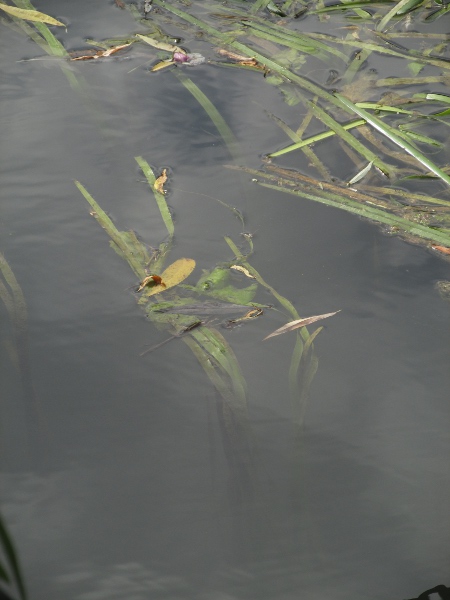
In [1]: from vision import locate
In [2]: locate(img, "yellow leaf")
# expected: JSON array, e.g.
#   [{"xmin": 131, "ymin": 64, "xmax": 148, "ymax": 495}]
[
  {"xmin": 0, "ymin": 3, "xmax": 64, "ymax": 26},
  {"xmin": 135, "ymin": 34, "xmax": 185, "ymax": 54},
  {"xmin": 154, "ymin": 169, "xmax": 168, "ymax": 194},
  {"xmin": 145, "ymin": 258, "xmax": 196, "ymax": 297},
  {"xmin": 151, "ymin": 59, "xmax": 175, "ymax": 72}
]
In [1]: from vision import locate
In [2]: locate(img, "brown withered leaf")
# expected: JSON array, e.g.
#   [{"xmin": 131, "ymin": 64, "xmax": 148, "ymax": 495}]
[
  {"xmin": 215, "ymin": 48, "xmax": 259, "ymax": 66},
  {"xmin": 136, "ymin": 274, "xmax": 166, "ymax": 292},
  {"xmin": 432, "ymin": 245, "xmax": 450, "ymax": 255},
  {"xmin": 70, "ymin": 43, "xmax": 131, "ymax": 61},
  {"xmin": 154, "ymin": 169, "xmax": 168, "ymax": 194},
  {"xmin": 263, "ymin": 310, "xmax": 340, "ymax": 341}
]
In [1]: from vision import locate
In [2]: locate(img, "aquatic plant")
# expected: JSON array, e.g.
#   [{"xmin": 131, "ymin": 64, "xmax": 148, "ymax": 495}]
[{"xmin": 75, "ymin": 157, "xmax": 323, "ymax": 425}]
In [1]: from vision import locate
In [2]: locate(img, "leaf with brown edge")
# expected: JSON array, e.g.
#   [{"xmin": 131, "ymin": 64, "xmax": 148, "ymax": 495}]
[
  {"xmin": 70, "ymin": 43, "xmax": 132, "ymax": 61},
  {"xmin": 154, "ymin": 169, "xmax": 168, "ymax": 194},
  {"xmin": 263, "ymin": 311, "xmax": 340, "ymax": 341},
  {"xmin": 144, "ymin": 258, "xmax": 196, "ymax": 297},
  {"xmin": 0, "ymin": 3, "xmax": 64, "ymax": 26}
]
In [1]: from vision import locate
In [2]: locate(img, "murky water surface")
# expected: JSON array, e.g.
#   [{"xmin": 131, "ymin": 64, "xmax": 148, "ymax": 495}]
[{"xmin": 1, "ymin": 3, "xmax": 449, "ymax": 600}]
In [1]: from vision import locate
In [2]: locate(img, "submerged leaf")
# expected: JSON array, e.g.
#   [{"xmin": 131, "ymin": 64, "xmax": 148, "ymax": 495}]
[
  {"xmin": 144, "ymin": 258, "xmax": 196, "ymax": 296},
  {"xmin": 0, "ymin": 3, "xmax": 64, "ymax": 26},
  {"xmin": 264, "ymin": 311, "xmax": 340, "ymax": 340}
]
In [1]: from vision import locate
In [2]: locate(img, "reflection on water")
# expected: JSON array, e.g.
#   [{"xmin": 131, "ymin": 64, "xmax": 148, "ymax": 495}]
[{"xmin": 0, "ymin": 1, "xmax": 449, "ymax": 600}]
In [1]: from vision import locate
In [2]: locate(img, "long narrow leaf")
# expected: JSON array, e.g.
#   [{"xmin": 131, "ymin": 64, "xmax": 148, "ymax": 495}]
[
  {"xmin": 135, "ymin": 157, "xmax": 174, "ymax": 237},
  {"xmin": 335, "ymin": 94, "xmax": 450, "ymax": 186}
]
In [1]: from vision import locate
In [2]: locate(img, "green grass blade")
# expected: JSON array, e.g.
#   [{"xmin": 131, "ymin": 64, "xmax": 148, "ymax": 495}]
[
  {"xmin": 308, "ymin": 101, "xmax": 393, "ymax": 176},
  {"xmin": 152, "ymin": 0, "xmax": 349, "ymax": 111},
  {"xmin": 258, "ymin": 181, "xmax": 450, "ymax": 246},
  {"xmin": 269, "ymin": 118, "xmax": 366, "ymax": 157},
  {"xmin": 172, "ymin": 71, "xmax": 239, "ymax": 160},
  {"xmin": 377, "ymin": 0, "xmax": 423, "ymax": 31},
  {"xmin": 0, "ymin": 514, "xmax": 27, "ymax": 600},
  {"xmin": 0, "ymin": 253, "xmax": 27, "ymax": 335},
  {"xmin": 336, "ymin": 94, "xmax": 450, "ymax": 186},
  {"xmin": 135, "ymin": 156, "xmax": 174, "ymax": 237},
  {"xmin": 74, "ymin": 181, "xmax": 146, "ymax": 278},
  {"xmin": 12, "ymin": 0, "xmax": 67, "ymax": 56}
]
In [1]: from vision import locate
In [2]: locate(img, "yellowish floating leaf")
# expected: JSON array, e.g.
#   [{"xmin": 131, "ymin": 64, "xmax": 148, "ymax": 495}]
[
  {"xmin": 154, "ymin": 169, "xmax": 168, "ymax": 194},
  {"xmin": 151, "ymin": 60, "xmax": 174, "ymax": 72},
  {"xmin": 0, "ymin": 3, "xmax": 64, "ymax": 26},
  {"xmin": 145, "ymin": 258, "xmax": 196, "ymax": 297},
  {"xmin": 230, "ymin": 265, "xmax": 256, "ymax": 279},
  {"xmin": 263, "ymin": 310, "xmax": 340, "ymax": 341},
  {"xmin": 135, "ymin": 33, "xmax": 185, "ymax": 55}
]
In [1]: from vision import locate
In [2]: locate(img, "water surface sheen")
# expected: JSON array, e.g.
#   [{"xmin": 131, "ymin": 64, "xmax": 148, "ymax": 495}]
[{"xmin": 0, "ymin": 3, "xmax": 449, "ymax": 600}]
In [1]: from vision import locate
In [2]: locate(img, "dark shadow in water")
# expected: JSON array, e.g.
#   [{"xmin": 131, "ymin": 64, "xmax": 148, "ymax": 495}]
[{"xmin": 405, "ymin": 584, "xmax": 450, "ymax": 600}]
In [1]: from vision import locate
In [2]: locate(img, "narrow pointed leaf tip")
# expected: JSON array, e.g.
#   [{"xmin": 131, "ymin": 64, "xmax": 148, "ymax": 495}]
[
  {"xmin": 263, "ymin": 310, "xmax": 341, "ymax": 341},
  {"xmin": 0, "ymin": 3, "xmax": 64, "ymax": 26}
]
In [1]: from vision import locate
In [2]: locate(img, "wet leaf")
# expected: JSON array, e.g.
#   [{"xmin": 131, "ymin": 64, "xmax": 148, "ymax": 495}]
[
  {"xmin": 144, "ymin": 258, "xmax": 196, "ymax": 296},
  {"xmin": 135, "ymin": 33, "xmax": 185, "ymax": 55},
  {"xmin": 230, "ymin": 265, "xmax": 256, "ymax": 279},
  {"xmin": 215, "ymin": 48, "xmax": 259, "ymax": 66},
  {"xmin": 154, "ymin": 169, "xmax": 168, "ymax": 194},
  {"xmin": 264, "ymin": 311, "xmax": 340, "ymax": 340},
  {"xmin": 0, "ymin": 3, "xmax": 64, "ymax": 26},
  {"xmin": 137, "ymin": 274, "xmax": 166, "ymax": 292},
  {"xmin": 151, "ymin": 59, "xmax": 175, "ymax": 72},
  {"xmin": 70, "ymin": 43, "xmax": 132, "ymax": 61},
  {"xmin": 432, "ymin": 245, "xmax": 450, "ymax": 255},
  {"xmin": 348, "ymin": 161, "xmax": 373, "ymax": 185}
]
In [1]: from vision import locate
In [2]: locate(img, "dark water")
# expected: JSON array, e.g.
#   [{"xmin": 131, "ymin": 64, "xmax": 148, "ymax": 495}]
[{"xmin": 1, "ymin": 3, "xmax": 449, "ymax": 600}]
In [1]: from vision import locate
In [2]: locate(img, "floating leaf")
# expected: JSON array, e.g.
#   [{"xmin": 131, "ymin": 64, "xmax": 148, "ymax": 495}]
[
  {"xmin": 264, "ymin": 311, "xmax": 340, "ymax": 341},
  {"xmin": 348, "ymin": 161, "xmax": 373, "ymax": 185},
  {"xmin": 335, "ymin": 94, "xmax": 450, "ymax": 186},
  {"xmin": 0, "ymin": 3, "xmax": 64, "ymax": 26},
  {"xmin": 135, "ymin": 33, "xmax": 185, "ymax": 55},
  {"xmin": 151, "ymin": 59, "xmax": 175, "ymax": 72},
  {"xmin": 432, "ymin": 245, "xmax": 450, "ymax": 255},
  {"xmin": 230, "ymin": 265, "xmax": 256, "ymax": 279},
  {"xmin": 144, "ymin": 258, "xmax": 196, "ymax": 297},
  {"xmin": 70, "ymin": 43, "xmax": 132, "ymax": 61},
  {"xmin": 154, "ymin": 169, "xmax": 168, "ymax": 194},
  {"xmin": 215, "ymin": 48, "xmax": 259, "ymax": 66}
]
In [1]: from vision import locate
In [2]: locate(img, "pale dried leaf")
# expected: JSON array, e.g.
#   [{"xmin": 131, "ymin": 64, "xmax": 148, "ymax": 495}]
[
  {"xmin": 230, "ymin": 265, "xmax": 256, "ymax": 279},
  {"xmin": 71, "ymin": 43, "xmax": 132, "ymax": 61},
  {"xmin": 263, "ymin": 310, "xmax": 340, "ymax": 340}
]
